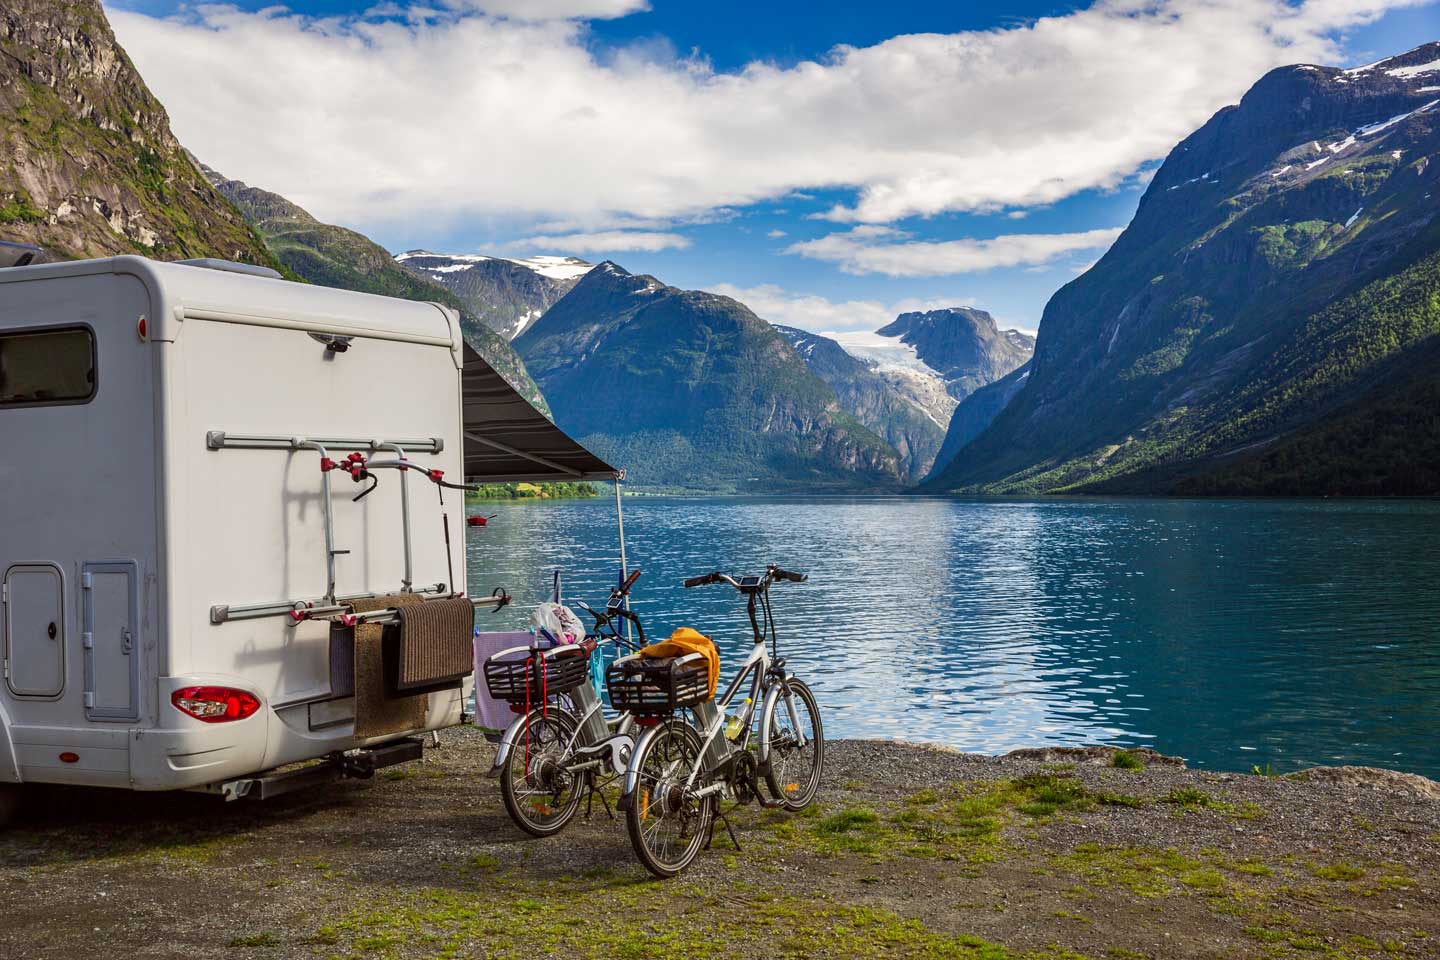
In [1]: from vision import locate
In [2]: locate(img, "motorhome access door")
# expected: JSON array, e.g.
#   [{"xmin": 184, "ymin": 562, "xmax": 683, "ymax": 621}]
[
  {"xmin": 81, "ymin": 561, "xmax": 140, "ymax": 721},
  {"xmin": 3, "ymin": 563, "xmax": 65, "ymax": 698}
]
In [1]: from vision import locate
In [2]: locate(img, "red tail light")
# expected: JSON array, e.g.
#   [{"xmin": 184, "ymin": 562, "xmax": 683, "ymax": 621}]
[{"xmin": 171, "ymin": 686, "xmax": 261, "ymax": 723}]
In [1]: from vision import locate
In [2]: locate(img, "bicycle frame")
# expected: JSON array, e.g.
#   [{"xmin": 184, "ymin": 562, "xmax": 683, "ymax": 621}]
[{"xmin": 620, "ymin": 581, "xmax": 809, "ymax": 799}]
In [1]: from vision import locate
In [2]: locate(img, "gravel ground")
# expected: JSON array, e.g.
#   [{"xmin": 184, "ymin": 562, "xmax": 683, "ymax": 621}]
[{"xmin": 1, "ymin": 731, "xmax": 1437, "ymax": 959}]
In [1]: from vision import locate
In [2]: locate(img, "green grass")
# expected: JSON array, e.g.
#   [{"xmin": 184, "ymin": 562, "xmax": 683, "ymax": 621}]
[
  {"xmin": 226, "ymin": 932, "xmax": 280, "ymax": 948},
  {"xmin": 318, "ymin": 883, "xmax": 1049, "ymax": 960},
  {"xmin": 1110, "ymin": 751, "xmax": 1145, "ymax": 771}
]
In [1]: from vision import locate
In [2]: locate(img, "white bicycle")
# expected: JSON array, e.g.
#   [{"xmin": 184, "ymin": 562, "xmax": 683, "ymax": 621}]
[{"xmin": 610, "ymin": 565, "xmax": 824, "ymax": 877}]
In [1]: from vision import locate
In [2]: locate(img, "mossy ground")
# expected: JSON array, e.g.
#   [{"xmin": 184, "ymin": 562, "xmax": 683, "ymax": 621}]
[{"xmin": 0, "ymin": 733, "xmax": 1435, "ymax": 959}]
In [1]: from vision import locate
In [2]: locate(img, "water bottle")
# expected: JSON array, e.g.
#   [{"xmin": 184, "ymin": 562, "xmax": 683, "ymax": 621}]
[{"xmin": 724, "ymin": 698, "xmax": 752, "ymax": 740}]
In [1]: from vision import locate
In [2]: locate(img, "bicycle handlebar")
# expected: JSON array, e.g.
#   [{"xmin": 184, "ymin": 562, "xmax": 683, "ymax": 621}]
[
  {"xmin": 682, "ymin": 565, "xmax": 807, "ymax": 589},
  {"xmin": 620, "ymin": 568, "xmax": 642, "ymax": 594}
]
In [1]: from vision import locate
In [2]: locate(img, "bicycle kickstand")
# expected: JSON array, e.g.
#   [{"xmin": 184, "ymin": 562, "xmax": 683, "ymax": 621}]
[
  {"xmin": 706, "ymin": 804, "xmax": 742, "ymax": 852},
  {"xmin": 584, "ymin": 778, "xmax": 616, "ymax": 821}
]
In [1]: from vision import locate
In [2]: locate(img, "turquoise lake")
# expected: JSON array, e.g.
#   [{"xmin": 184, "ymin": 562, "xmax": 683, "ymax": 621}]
[{"xmin": 465, "ymin": 496, "xmax": 1440, "ymax": 778}]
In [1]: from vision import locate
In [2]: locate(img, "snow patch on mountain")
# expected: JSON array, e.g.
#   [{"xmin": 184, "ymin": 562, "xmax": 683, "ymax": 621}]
[
  {"xmin": 1386, "ymin": 58, "xmax": 1440, "ymax": 79},
  {"xmin": 396, "ymin": 250, "xmax": 594, "ymax": 281},
  {"xmin": 829, "ymin": 330, "xmax": 945, "ymax": 380}
]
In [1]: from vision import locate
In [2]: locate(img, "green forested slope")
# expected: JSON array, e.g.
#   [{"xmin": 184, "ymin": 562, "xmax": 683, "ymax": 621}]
[
  {"xmin": 927, "ymin": 43, "xmax": 1440, "ymax": 496},
  {"xmin": 517, "ymin": 263, "xmax": 902, "ymax": 491}
]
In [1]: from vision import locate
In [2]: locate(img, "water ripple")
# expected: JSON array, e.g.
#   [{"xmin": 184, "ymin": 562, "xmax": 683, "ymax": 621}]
[{"xmin": 466, "ymin": 496, "xmax": 1440, "ymax": 777}]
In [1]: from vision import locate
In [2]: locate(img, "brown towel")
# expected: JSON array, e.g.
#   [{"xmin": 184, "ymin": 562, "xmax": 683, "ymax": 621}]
[
  {"xmin": 394, "ymin": 597, "xmax": 476, "ymax": 691},
  {"xmin": 351, "ymin": 593, "xmax": 427, "ymax": 738}
]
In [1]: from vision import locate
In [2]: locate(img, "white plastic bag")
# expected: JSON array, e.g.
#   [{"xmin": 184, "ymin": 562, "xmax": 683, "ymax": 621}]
[{"xmin": 530, "ymin": 602, "xmax": 585, "ymax": 647}]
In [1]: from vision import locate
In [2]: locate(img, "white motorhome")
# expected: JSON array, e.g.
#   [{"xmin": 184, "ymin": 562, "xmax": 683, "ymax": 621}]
[{"xmin": 0, "ymin": 253, "xmax": 614, "ymax": 824}]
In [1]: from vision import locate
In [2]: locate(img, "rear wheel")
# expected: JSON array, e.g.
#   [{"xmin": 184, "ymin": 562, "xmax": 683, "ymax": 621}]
[
  {"xmin": 499, "ymin": 708, "xmax": 584, "ymax": 837},
  {"xmin": 762, "ymin": 678, "xmax": 824, "ymax": 810},
  {"xmin": 0, "ymin": 783, "xmax": 20, "ymax": 830},
  {"xmin": 625, "ymin": 718, "xmax": 712, "ymax": 878}
]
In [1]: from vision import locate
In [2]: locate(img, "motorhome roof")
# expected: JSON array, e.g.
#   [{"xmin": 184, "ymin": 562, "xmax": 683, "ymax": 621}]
[{"xmin": 0, "ymin": 255, "xmax": 457, "ymax": 348}]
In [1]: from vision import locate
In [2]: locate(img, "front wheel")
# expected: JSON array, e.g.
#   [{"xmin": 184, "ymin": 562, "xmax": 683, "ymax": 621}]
[
  {"xmin": 499, "ymin": 707, "xmax": 585, "ymax": 837},
  {"xmin": 761, "ymin": 678, "xmax": 824, "ymax": 810},
  {"xmin": 624, "ymin": 718, "xmax": 713, "ymax": 878}
]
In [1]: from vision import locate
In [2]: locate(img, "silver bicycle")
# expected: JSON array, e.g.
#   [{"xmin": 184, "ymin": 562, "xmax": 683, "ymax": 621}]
[
  {"xmin": 486, "ymin": 572, "xmax": 645, "ymax": 837},
  {"xmin": 611, "ymin": 564, "xmax": 824, "ymax": 877}
]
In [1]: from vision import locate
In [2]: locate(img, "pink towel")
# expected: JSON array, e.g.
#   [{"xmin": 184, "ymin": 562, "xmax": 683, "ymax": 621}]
[{"xmin": 472, "ymin": 631, "xmax": 534, "ymax": 731}]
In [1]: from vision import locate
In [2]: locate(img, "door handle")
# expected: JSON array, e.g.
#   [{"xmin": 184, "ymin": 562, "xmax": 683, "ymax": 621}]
[{"xmin": 121, "ymin": 627, "xmax": 133, "ymax": 655}]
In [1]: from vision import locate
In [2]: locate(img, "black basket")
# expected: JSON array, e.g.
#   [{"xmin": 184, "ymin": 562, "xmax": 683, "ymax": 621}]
[
  {"xmin": 483, "ymin": 647, "xmax": 589, "ymax": 704},
  {"xmin": 606, "ymin": 655, "xmax": 710, "ymax": 716}
]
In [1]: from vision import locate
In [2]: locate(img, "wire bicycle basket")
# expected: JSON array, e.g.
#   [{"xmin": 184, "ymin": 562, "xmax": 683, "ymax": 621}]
[
  {"xmin": 605, "ymin": 656, "xmax": 710, "ymax": 715},
  {"xmin": 484, "ymin": 647, "xmax": 590, "ymax": 704}
]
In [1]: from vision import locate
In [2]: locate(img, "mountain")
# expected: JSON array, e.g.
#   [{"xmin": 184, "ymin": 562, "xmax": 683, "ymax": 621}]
[
  {"xmin": 515, "ymin": 262, "xmax": 902, "ymax": 491},
  {"xmin": 397, "ymin": 251, "xmax": 592, "ymax": 339},
  {"xmin": 202, "ymin": 168, "xmax": 548, "ymax": 413},
  {"xmin": 927, "ymin": 42, "xmax": 1440, "ymax": 495},
  {"xmin": 876, "ymin": 308, "xmax": 1035, "ymax": 400},
  {"xmin": 774, "ymin": 325, "xmax": 947, "ymax": 480},
  {"xmin": 923, "ymin": 361, "xmax": 1031, "ymax": 484},
  {"xmin": 0, "ymin": 0, "xmax": 278, "ymax": 267}
]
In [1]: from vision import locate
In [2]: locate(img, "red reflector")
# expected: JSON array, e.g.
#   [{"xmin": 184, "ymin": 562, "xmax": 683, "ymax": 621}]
[
  {"xmin": 59, "ymin": 752, "xmax": 79, "ymax": 763},
  {"xmin": 137, "ymin": 316, "xmax": 147, "ymax": 341},
  {"xmin": 171, "ymin": 686, "xmax": 261, "ymax": 723}
]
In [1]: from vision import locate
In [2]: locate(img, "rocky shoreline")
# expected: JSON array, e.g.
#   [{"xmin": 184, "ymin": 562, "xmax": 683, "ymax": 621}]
[{"xmin": 2, "ymin": 731, "xmax": 1437, "ymax": 959}]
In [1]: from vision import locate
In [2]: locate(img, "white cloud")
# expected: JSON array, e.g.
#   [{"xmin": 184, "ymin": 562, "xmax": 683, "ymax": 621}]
[
  {"xmin": 785, "ymin": 226, "xmax": 1124, "ymax": 277},
  {"xmin": 766, "ymin": 229, "xmax": 788, "ymax": 238},
  {"xmin": 706, "ymin": 282, "xmax": 972, "ymax": 334},
  {"xmin": 516, "ymin": 230, "xmax": 691, "ymax": 253},
  {"xmin": 449, "ymin": 0, "xmax": 650, "ymax": 19},
  {"xmin": 108, "ymin": 0, "xmax": 1430, "ymax": 232}
]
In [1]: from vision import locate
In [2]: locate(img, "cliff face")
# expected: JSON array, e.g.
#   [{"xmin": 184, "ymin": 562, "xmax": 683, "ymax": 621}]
[{"xmin": 0, "ymin": 0, "xmax": 276, "ymax": 265}]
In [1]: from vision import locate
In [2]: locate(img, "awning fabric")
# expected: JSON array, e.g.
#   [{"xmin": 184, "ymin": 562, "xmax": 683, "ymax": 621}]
[{"xmin": 460, "ymin": 342, "xmax": 619, "ymax": 482}]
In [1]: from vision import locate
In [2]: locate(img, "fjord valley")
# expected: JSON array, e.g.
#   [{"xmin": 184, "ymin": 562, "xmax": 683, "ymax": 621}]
[{"xmin": 5, "ymin": 3, "xmax": 1440, "ymax": 959}]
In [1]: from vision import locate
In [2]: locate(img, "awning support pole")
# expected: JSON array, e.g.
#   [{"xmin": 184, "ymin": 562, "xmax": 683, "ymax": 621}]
[{"xmin": 614, "ymin": 476, "xmax": 632, "ymax": 646}]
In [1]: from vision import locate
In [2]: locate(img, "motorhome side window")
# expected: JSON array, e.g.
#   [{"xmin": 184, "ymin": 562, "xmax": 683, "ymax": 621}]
[{"xmin": 0, "ymin": 327, "xmax": 96, "ymax": 407}]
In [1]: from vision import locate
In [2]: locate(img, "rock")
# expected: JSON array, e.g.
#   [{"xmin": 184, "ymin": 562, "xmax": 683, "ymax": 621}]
[
  {"xmin": 998, "ymin": 745, "xmax": 1187, "ymax": 768},
  {"xmin": 1285, "ymin": 765, "xmax": 1440, "ymax": 800}
]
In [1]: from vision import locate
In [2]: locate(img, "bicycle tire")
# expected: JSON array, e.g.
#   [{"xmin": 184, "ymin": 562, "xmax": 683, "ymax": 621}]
[
  {"xmin": 624, "ymin": 718, "xmax": 713, "ymax": 878},
  {"xmin": 499, "ymin": 707, "xmax": 585, "ymax": 837},
  {"xmin": 761, "ymin": 677, "xmax": 824, "ymax": 811}
]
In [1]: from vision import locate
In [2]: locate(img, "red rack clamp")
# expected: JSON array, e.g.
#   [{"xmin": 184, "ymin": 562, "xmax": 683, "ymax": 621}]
[{"xmin": 320, "ymin": 457, "xmax": 338, "ymax": 473}]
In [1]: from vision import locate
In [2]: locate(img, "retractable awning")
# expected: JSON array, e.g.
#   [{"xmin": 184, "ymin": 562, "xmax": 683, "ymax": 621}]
[{"xmin": 460, "ymin": 342, "xmax": 619, "ymax": 482}]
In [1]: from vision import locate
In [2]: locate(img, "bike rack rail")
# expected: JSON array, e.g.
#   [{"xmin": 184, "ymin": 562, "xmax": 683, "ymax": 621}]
[{"xmin": 205, "ymin": 431, "xmax": 454, "ymax": 624}]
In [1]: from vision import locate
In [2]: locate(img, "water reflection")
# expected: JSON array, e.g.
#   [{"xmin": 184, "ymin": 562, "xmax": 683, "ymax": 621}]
[{"xmin": 466, "ymin": 496, "xmax": 1440, "ymax": 777}]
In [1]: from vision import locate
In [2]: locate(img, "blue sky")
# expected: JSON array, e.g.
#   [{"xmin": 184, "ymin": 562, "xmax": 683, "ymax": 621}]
[{"xmin": 109, "ymin": 0, "xmax": 1438, "ymax": 334}]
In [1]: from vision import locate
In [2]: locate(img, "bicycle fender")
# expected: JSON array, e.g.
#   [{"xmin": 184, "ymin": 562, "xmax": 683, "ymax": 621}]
[
  {"xmin": 488, "ymin": 713, "xmax": 529, "ymax": 778},
  {"xmin": 618, "ymin": 722, "xmax": 668, "ymax": 808}
]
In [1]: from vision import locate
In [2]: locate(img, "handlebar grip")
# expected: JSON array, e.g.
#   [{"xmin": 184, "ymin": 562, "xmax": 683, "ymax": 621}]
[
  {"xmin": 683, "ymin": 572, "xmax": 718, "ymax": 588},
  {"xmin": 772, "ymin": 567, "xmax": 807, "ymax": 583},
  {"xmin": 621, "ymin": 568, "xmax": 642, "ymax": 593}
]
